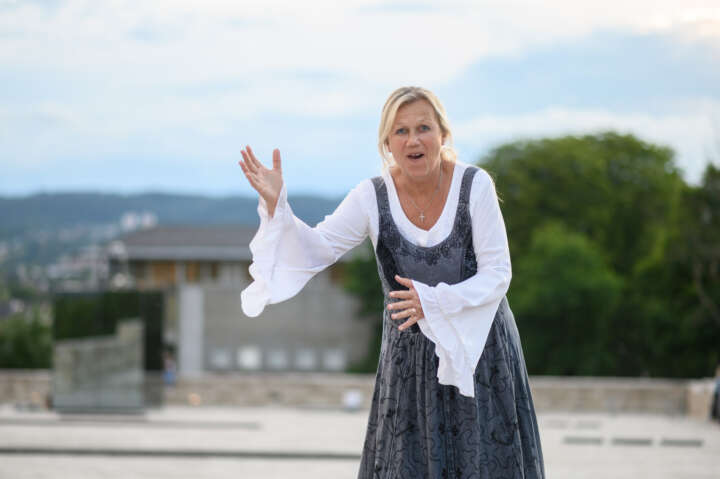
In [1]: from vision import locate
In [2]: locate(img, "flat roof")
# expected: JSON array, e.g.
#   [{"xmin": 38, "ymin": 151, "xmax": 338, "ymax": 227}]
[{"xmin": 110, "ymin": 225, "xmax": 370, "ymax": 263}]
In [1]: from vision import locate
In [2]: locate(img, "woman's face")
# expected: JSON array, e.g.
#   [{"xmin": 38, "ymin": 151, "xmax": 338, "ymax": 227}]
[{"xmin": 386, "ymin": 99, "xmax": 445, "ymax": 180}]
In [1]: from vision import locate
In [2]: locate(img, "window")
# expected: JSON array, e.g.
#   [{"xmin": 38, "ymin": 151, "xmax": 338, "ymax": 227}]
[
  {"xmin": 266, "ymin": 349, "xmax": 289, "ymax": 370},
  {"xmin": 294, "ymin": 349, "xmax": 316, "ymax": 370},
  {"xmin": 322, "ymin": 349, "xmax": 346, "ymax": 371},
  {"xmin": 237, "ymin": 346, "xmax": 262, "ymax": 370}
]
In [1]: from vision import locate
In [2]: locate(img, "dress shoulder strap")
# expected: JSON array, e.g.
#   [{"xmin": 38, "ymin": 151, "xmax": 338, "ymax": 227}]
[
  {"xmin": 456, "ymin": 165, "xmax": 480, "ymax": 220},
  {"xmin": 371, "ymin": 176, "xmax": 385, "ymax": 194},
  {"xmin": 371, "ymin": 176, "xmax": 393, "ymax": 229}
]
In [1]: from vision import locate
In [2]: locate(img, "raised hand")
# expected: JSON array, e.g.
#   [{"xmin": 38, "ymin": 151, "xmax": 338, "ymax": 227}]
[{"xmin": 238, "ymin": 145, "xmax": 284, "ymax": 217}]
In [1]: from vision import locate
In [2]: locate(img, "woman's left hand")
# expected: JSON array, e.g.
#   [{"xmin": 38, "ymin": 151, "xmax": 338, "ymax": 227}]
[{"xmin": 388, "ymin": 275, "xmax": 425, "ymax": 331}]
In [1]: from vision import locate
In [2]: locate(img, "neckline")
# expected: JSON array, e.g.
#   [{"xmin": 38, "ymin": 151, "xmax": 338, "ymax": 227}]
[{"xmin": 383, "ymin": 162, "xmax": 461, "ymax": 241}]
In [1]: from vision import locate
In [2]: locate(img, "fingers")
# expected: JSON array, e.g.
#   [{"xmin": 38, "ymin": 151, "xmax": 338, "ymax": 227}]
[
  {"xmin": 238, "ymin": 157, "xmax": 263, "ymax": 193},
  {"xmin": 386, "ymin": 274, "xmax": 424, "ymax": 331},
  {"xmin": 389, "ymin": 289, "xmax": 413, "ymax": 300},
  {"xmin": 238, "ymin": 156, "xmax": 257, "ymax": 181},
  {"xmin": 391, "ymin": 307, "xmax": 416, "ymax": 320},
  {"xmin": 388, "ymin": 298, "xmax": 424, "ymax": 332},
  {"xmin": 238, "ymin": 157, "xmax": 252, "ymax": 178},
  {"xmin": 240, "ymin": 145, "xmax": 281, "ymax": 174},
  {"xmin": 240, "ymin": 149, "xmax": 258, "ymax": 174},
  {"xmin": 272, "ymin": 148, "xmax": 282, "ymax": 172},
  {"xmin": 246, "ymin": 145, "xmax": 264, "ymax": 171},
  {"xmin": 399, "ymin": 316, "xmax": 419, "ymax": 331},
  {"xmin": 387, "ymin": 299, "xmax": 413, "ymax": 311}
]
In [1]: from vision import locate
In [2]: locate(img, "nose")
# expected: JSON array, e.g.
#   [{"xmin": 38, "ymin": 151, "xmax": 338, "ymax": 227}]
[{"xmin": 408, "ymin": 132, "xmax": 420, "ymax": 145}]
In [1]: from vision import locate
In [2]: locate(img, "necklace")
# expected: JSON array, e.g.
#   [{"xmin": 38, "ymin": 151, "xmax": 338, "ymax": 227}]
[{"xmin": 405, "ymin": 165, "xmax": 443, "ymax": 224}]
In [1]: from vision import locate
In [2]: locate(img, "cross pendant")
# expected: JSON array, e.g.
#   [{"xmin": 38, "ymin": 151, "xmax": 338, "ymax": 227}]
[{"xmin": 419, "ymin": 212, "xmax": 425, "ymax": 223}]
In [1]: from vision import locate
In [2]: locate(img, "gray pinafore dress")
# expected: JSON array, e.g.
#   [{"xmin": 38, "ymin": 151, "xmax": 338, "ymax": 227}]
[{"xmin": 358, "ymin": 166, "xmax": 545, "ymax": 479}]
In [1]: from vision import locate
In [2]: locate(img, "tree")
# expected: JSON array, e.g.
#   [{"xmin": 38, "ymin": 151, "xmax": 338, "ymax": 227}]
[
  {"xmin": 481, "ymin": 132, "xmax": 683, "ymax": 277},
  {"xmin": 510, "ymin": 221, "xmax": 622, "ymax": 375},
  {"xmin": 0, "ymin": 308, "xmax": 52, "ymax": 369},
  {"xmin": 342, "ymin": 241, "xmax": 384, "ymax": 373},
  {"xmin": 480, "ymin": 131, "xmax": 710, "ymax": 377},
  {"xmin": 641, "ymin": 162, "xmax": 720, "ymax": 377}
]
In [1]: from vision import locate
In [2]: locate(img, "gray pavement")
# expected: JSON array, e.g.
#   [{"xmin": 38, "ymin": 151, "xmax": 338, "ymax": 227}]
[{"xmin": 1, "ymin": 404, "xmax": 718, "ymax": 478}]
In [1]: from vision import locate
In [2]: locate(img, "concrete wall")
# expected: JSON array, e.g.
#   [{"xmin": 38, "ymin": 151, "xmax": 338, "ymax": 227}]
[
  {"xmin": 529, "ymin": 377, "xmax": 690, "ymax": 415},
  {"xmin": 52, "ymin": 320, "xmax": 145, "ymax": 412},
  {"xmin": 0, "ymin": 370, "xmax": 51, "ymax": 409},
  {"xmin": 1, "ymin": 370, "xmax": 716, "ymax": 421},
  {"xmin": 175, "ymin": 272, "xmax": 375, "ymax": 376}
]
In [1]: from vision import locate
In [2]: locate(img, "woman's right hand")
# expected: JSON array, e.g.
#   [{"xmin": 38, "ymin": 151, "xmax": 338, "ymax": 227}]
[{"xmin": 238, "ymin": 145, "xmax": 284, "ymax": 218}]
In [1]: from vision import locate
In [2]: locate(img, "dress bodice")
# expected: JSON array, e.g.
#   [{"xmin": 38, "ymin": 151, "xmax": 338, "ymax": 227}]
[{"xmin": 371, "ymin": 166, "xmax": 480, "ymax": 336}]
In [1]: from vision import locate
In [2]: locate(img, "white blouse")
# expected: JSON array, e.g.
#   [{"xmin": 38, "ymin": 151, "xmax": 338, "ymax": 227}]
[{"xmin": 240, "ymin": 160, "xmax": 512, "ymax": 398}]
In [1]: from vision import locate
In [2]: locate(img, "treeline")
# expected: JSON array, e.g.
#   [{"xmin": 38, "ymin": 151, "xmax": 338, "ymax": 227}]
[
  {"xmin": 345, "ymin": 132, "xmax": 720, "ymax": 377},
  {"xmin": 0, "ymin": 190, "xmax": 341, "ymax": 236}
]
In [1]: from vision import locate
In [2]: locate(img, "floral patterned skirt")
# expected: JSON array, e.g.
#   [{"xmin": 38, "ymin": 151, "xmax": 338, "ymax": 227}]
[{"xmin": 358, "ymin": 296, "xmax": 545, "ymax": 479}]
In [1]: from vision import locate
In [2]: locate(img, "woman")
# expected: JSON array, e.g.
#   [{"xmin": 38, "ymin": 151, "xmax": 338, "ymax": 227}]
[{"xmin": 239, "ymin": 86, "xmax": 545, "ymax": 478}]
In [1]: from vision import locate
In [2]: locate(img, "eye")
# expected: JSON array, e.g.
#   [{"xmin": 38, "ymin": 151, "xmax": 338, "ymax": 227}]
[
  {"xmin": 419, "ymin": 124, "xmax": 431, "ymax": 131},
  {"xmin": 394, "ymin": 127, "xmax": 407, "ymax": 135}
]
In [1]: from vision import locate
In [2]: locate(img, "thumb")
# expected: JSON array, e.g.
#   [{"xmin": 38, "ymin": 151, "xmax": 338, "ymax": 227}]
[{"xmin": 273, "ymin": 148, "xmax": 282, "ymax": 172}]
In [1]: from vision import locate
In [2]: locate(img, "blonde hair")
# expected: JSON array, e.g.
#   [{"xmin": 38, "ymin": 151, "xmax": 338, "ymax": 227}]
[{"xmin": 378, "ymin": 86, "xmax": 458, "ymax": 171}]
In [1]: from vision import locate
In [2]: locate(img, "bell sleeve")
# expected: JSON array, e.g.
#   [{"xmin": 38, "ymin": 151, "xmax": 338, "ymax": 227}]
[
  {"xmin": 240, "ymin": 180, "xmax": 370, "ymax": 317},
  {"xmin": 413, "ymin": 168, "xmax": 512, "ymax": 397}
]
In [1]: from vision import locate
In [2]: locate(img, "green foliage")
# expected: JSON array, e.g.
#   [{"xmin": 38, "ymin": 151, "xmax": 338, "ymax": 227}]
[
  {"xmin": 607, "ymin": 166, "xmax": 720, "ymax": 377},
  {"xmin": 342, "ymin": 242, "xmax": 384, "ymax": 317},
  {"xmin": 510, "ymin": 221, "xmax": 622, "ymax": 375},
  {"xmin": 7, "ymin": 282, "xmax": 45, "ymax": 302},
  {"xmin": 482, "ymin": 132, "xmax": 682, "ymax": 277},
  {"xmin": 342, "ymin": 241, "xmax": 384, "ymax": 373},
  {"xmin": 481, "ymin": 131, "xmax": 718, "ymax": 378},
  {"xmin": 632, "ymin": 163, "xmax": 720, "ymax": 377},
  {"xmin": 0, "ymin": 309, "xmax": 52, "ymax": 369}
]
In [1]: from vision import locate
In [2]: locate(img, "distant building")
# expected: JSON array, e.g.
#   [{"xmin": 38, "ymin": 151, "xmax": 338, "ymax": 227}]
[
  {"xmin": 107, "ymin": 225, "xmax": 253, "ymax": 289},
  {"xmin": 38, "ymin": 211, "xmax": 157, "ymax": 293},
  {"xmin": 47, "ymin": 244, "xmax": 110, "ymax": 292},
  {"xmin": 107, "ymin": 225, "xmax": 375, "ymax": 377}
]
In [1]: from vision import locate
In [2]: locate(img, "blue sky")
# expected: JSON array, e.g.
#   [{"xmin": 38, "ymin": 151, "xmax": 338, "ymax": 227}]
[{"xmin": 1, "ymin": 0, "xmax": 719, "ymax": 197}]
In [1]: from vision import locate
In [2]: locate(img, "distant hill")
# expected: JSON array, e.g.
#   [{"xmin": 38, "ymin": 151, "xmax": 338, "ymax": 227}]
[
  {"xmin": 0, "ymin": 191, "xmax": 343, "ymax": 273},
  {"xmin": 0, "ymin": 191, "xmax": 343, "ymax": 235}
]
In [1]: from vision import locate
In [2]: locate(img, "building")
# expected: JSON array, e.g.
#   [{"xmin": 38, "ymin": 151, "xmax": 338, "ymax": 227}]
[
  {"xmin": 107, "ymin": 225, "xmax": 251, "ymax": 289},
  {"xmin": 107, "ymin": 225, "xmax": 376, "ymax": 378}
]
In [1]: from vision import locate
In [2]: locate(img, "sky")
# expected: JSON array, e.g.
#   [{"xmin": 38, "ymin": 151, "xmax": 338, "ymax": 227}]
[{"xmin": 1, "ymin": 0, "xmax": 719, "ymax": 198}]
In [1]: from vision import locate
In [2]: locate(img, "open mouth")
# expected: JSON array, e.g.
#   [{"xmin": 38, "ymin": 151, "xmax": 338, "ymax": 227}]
[{"xmin": 407, "ymin": 153, "xmax": 424, "ymax": 160}]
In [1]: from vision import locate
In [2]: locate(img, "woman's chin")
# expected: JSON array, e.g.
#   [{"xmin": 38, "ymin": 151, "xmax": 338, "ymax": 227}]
[
  {"xmin": 401, "ymin": 158, "xmax": 428, "ymax": 171},
  {"xmin": 412, "ymin": 161, "xmax": 440, "ymax": 177}
]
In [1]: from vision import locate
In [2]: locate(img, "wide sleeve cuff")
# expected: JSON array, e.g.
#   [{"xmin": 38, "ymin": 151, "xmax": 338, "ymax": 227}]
[
  {"xmin": 241, "ymin": 180, "xmax": 370, "ymax": 318},
  {"xmin": 240, "ymin": 184, "xmax": 290, "ymax": 317},
  {"xmin": 413, "ymin": 279, "xmax": 476, "ymax": 397}
]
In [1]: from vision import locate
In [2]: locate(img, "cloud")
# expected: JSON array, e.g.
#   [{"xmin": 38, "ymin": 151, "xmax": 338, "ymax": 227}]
[
  {"xmin": 0, "ymin": 0, "xmax": 719, "ymax": 195},
  {"xmin": 2, "ymin": 1, "xmax": 718, "ymax": 87},
  {"xmin": 454, "ymin": 100, "xmax": 720, "ymax": 184}
]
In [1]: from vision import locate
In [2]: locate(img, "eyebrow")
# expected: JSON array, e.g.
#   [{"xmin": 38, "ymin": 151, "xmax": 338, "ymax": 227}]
[{"xmin": 393, "ymin": 117, "xmax": 434, "ymax": 127}]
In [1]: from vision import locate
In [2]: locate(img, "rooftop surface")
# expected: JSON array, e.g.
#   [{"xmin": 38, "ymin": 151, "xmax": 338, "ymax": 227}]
[{"xmin": 1, "ymin": 404, "xmax": 718, "ymax": 478}]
